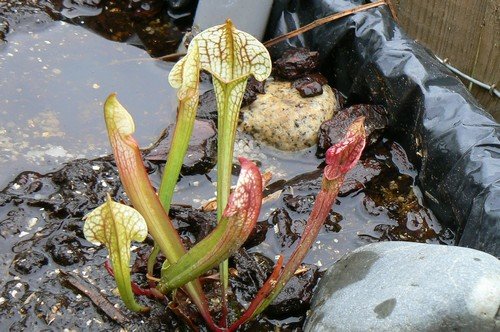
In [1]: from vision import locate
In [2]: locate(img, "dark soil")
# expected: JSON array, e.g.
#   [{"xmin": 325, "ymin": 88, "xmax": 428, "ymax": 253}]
[
  {"xmin": 145, "ymin": 119, "xmax": 218, "ymax": 175},
  {"xmin": 0, "ymin": 137, "xmax": 454, "ymax": 330}
]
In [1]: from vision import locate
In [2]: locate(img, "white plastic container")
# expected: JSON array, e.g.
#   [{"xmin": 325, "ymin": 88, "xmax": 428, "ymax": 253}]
[{"xmin": 192, "ymin": 0, "xmax": 274, "ymax": 40}]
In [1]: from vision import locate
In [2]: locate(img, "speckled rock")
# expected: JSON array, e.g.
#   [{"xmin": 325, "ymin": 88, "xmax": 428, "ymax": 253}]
[
  {"xmin": 305, "ymin": 242, "xmax": 500, "ymax": 332},
  {"xmin": 240, "ymin": 80, "xmax": 337, "ymax": 151}
]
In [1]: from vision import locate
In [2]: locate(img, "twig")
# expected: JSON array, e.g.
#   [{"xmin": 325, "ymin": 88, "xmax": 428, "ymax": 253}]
[
  {"xmin": 109, "ymin": 2, "xmax": 396, "ymax": 65},
  {"xmin": 107, "ymin": 52, "xmax": 187, "ymax": 66},
  {"xmin": 168, "ymin": 302, "xmax": 200, "ymax": 332},
  {"xmin": 384, "ymin": 0, "xmax": 399, "ymax": 21},
  {"xmin": 264, "ymin": 1, "xmax": 390, "ymax": 47},
  {"xmin": 154, "ymin": 52, "xmax": 187, "ymax": 61},
  {"xmin": 59, "ymin": 270, "xmax": 129, "ymax": 326}
]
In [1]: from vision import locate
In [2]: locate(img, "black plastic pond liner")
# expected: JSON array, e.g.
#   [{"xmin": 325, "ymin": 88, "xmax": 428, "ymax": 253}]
[{"xmin": 264, "ymin": 0, "xmax": 500, "ymax": 256}]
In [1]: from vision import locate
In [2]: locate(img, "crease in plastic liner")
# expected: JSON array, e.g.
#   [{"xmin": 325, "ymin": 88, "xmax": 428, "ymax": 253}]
[{"xmin": 265, "ymin": 0, "xmax": 500, "ymax": 256}]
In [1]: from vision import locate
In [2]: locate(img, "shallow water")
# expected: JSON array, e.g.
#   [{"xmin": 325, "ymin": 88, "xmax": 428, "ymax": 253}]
[{"xmin": 0, "ymin": 21, "xmax": 178, "ymax": 187}]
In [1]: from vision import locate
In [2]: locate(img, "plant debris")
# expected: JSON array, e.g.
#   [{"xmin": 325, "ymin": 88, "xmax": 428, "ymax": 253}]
[
  {"xmin": 292, "ymin": 73, "xmax": 329, "ymax": 97},
  {"xmin": 59, "ymin": 270, "xmax": 130, "ymax": 325},
  {"xmin": 274, "ymin": 48, "xmax": 320, "ymax": 79},
  {"xmin": 145, "ymin": 119, "xmax": 218, "ymax": 175},
  {"xmin": 317, "ymin": 104, "xmax": 389, "ymax": 157}
]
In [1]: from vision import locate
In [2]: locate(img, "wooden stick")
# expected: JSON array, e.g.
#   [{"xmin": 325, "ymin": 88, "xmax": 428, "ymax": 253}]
[
  {"xmin": 384, "ymin": 0, "xmax": 399, "ymax": 22},
  {"xmin": 60, "ymin": 270, "xmax": 129, "ymax": 325},
  {"xmin": 264, "ymin": 1, "xmax": 389, "ymax": 47},
  {"xmin": 154, "ymin": 52, "xmax": 187, "ymax": 61},
  {"xmin": 123, "ymin": 1, "xmax": 397, "ymax": 63}
]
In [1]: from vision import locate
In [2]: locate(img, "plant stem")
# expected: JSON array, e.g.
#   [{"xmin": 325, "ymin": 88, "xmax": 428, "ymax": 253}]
[
  {"xmin": 252, "ymin": 180, "xmax": 341, "ymax": 318},
  {"xmin": 228, "ymin": 180, "xmax": 341, "ymax": 330},
  {"xmin": 158, "ymin": 158, "xmax": 262, "ymax": 292},
  {"xmin": 147, "ymin": 243, "xmax": 161, "ymax": 278},
  {"xmin": 228, "ymin": 118, "xmax": 366, "ymax": 329},
  {"xmin": 213, "ymin": 76, "xmax": 249, "ymax": 323},
  {"xmin": 104, "ymin": 95, "xmax": 217, "ymax": 330},
  {"xmin": 109, "ymin": 236, "xmax": 150, "ymax": 313},
  {"xmin": 158, "ymin": 98, "xmax": 197, "ymax": 212}
]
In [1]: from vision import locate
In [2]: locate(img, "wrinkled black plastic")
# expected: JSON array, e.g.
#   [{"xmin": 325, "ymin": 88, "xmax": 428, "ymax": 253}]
[{"xmin": 265, "ymin": 0, "xmax": 500, "ymax": 256}]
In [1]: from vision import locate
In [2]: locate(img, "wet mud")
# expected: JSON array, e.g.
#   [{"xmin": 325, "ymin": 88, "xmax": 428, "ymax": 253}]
[{"xmin": 0, "ymin": 136, "xmax": 454, "ymax": 330}]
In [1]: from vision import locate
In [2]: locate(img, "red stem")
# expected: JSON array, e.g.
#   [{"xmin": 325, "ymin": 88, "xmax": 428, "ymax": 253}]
[
  {"xmin": 226, "ymin": 118, "xmax": 365, "ymax": 329},
  {"xmin": 104, "ymin": 261, "xmax": 166, "ymax": 300},
  {"xmin": 227, "ymin": 179, "xmax": 341, "ymax": 331},
  {"xmin": 228, "ymin": 256, "xmax": 284, "ymax": 332}
]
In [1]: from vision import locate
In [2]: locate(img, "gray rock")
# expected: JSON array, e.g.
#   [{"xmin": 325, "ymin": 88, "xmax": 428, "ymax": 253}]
[{"xmin": 305, "ymin": 242, "xmax": 500, "ymax": 332}]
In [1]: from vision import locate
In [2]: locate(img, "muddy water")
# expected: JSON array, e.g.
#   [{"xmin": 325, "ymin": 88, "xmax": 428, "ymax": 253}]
[{"xmin": 0, "ymin": 21, "xmax": 178, "ymax": 188}]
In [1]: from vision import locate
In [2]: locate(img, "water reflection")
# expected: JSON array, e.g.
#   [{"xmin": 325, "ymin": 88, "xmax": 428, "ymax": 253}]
[{"xmin": 0, "ymin": 21, "xmax": 178, "ymax": 187}]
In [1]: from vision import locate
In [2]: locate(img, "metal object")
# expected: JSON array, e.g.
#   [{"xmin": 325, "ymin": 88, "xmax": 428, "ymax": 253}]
[{"xmin": 436, "ymin": 56, "xmax": 500, "ymax": 98}]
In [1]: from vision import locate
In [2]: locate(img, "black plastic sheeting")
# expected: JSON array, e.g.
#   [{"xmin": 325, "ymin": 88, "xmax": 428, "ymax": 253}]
[{"xmin": 265, "ymin": 0, "xmax": 500, "ymax": 256}]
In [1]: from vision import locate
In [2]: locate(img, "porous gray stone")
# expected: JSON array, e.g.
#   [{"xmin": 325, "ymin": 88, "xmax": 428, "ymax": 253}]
[{"xmin": 305, "ymin": 242, "xmax": 500, "ymax": 332}]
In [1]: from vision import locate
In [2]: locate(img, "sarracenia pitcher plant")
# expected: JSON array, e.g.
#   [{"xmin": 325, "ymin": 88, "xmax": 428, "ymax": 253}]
[
  {"xmin": 159, "ymin": 20, "xmax": 272, "ymax": 308},
  {"xmin": 83, "ymin": 20, "xmax": 367, "ymax": 331}
]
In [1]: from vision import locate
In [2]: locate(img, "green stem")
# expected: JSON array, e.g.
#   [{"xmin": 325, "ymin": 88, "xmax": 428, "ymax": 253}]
[
  {"xmin": 159, "ymin": 216, "xmax": 231, "ymax": 292},
  {"xmin": 213, "ymin": 76, "xmax": 249, "ymax": 309},
  {"xmin": 110, "ymin": 249, "xmax": 149, "ymax": 313},
  {"xmin": 147, "ymin": 243, "xmax": 161, "ymax": 277},
  {"xmin": 156, "ymin": 75, "xmax": 199, "ymax": 301},
  {"xmin": 158, "ymin": 98, "xmax": 197, "ymax": 212},
  {"xmin": 214, "ymin": 77, "xmax": 248, "ymax": 220}
]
